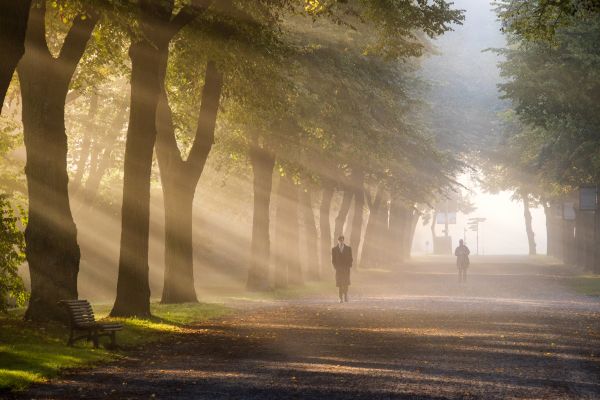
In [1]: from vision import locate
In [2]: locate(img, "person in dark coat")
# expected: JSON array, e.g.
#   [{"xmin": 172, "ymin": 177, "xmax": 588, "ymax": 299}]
[
  {"xmin": 332, "ymin": 235, "xmax": 353, "ymax": 303},
  {"xmin": 454, "ymin": 239, "xmax": 470, "ymax": 283}
]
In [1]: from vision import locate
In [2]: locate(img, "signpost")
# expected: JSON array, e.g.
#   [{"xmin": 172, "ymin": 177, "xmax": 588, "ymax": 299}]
[{"xmin": 468, "ymin": 217, "xmax": 486, "ymax": 255}]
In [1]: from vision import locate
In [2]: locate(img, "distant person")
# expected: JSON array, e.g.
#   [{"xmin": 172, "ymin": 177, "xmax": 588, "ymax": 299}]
[
  {"xmin": 332, "ymin": 235, "xmax": 353, "ymax": 303},
  {"xmin": 454, "ymin": 239, "xmax": 470, "ymax": 283}
]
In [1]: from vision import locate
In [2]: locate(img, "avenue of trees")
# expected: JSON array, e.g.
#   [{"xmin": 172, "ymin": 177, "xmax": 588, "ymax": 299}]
[
  {"xmin": 1, "ymin": 0, "xmax": 473, "ymax": 321},
  {"xmin": 485, "ymin": 0, "xmax": 600, "ymax": 266}
]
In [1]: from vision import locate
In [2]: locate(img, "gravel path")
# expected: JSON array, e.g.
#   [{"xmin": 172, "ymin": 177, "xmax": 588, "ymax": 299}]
[{"xmin": 15, "ymin": 256, "xmax": 600, "ymax": 399}]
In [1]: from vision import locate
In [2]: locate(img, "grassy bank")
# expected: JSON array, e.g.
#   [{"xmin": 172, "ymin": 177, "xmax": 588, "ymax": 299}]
[
  {"xmin": 0, "ymin": 302, "xmax": 230, "ymax": 391},
  {"xmin": 567, "ymin": 275, "xmax": 600, "ymax": 296}
]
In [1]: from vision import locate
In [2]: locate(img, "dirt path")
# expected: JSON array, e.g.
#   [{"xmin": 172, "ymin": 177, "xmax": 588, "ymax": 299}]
[{"xmin": 16, "ymin": 256, "xmax": 600, "ymax": 399}]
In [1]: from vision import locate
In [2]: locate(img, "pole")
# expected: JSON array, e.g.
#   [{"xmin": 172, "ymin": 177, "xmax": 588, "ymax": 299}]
[
  {"xmin": 476, "ymin": 224, "xmax": 479, "ymax": 256},
  {"xmin": 444, "ymin": 199, "xmax": 449, "ymax": 238}
]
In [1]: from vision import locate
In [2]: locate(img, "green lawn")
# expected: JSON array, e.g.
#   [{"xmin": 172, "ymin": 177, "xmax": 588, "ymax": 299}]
[
  {"xmin": 567, "ymin": 275, "xmax": 600, "ymax": 296},
  {"xmin": 0, "ymin": 302, "xmax": 230, "ymax": 391}
]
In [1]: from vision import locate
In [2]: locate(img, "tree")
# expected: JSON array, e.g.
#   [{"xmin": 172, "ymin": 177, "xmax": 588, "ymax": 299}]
[
  {"xmin": 17, "ymin": 0, "xmax": 98, "ymax": 321},
  {"xmin": 156, "ymin": 61, "xmax": 223, "ymax": 304},
  {"xmin": 111, "ymin": 0, "xmax": 213, "ymax": 317}
]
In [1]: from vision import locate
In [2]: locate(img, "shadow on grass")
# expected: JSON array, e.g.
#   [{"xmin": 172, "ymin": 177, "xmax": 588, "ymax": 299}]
[{"xmin": 0, "ymin": 302, "xmax": 230, "ymax": 392}]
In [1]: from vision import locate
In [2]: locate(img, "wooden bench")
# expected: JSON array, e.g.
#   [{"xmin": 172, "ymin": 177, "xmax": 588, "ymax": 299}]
[{"xmin": 58, "ymin": 300, "xmax": 123, "ymax": 348}]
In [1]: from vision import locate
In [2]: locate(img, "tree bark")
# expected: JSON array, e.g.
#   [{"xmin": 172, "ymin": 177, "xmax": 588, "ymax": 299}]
[
  {"xmin": 156, "ymin": 61, "xmax": 223, "ymax": 304},
  {"xmin": 334, "ymin": 185, "xmax": 353, "ymax": 239},
  {"xmin": 300, "ymin": 185, "xmax": 319, "ymax": 280},
  {"xmin": 273, "ymin": 175, "xmax": 289, "ymax": 288},
  {"xmin": 247, "ymin": 142, "xmax": 275, "ymax": 291},
  {"xmin": 319, "ymin": 181, "xmax": 334, "ymax": 273},
  {"xmin": 111, "ymin": 0, "xmax": 212, "ymax": 317},
  {"xmin": 17, "ymin": 1, "xmax": 97, "ymax": 321},
  {"xmin": 360, "ymin": 185, "xmax": 383, "ymax": 268},
  {"xmin": 349, "ymin": 169, "xmax": 365, "ymax": 265},
  {"xmin": 521, "ymin": 191, "xmax": 537, "ymax": 256},
  {"xmin": 0, "ymin": 0, "xmax": 31, "ymax": 114}
]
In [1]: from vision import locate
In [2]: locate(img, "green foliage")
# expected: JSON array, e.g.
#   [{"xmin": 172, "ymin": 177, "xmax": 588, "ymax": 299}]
[
  {"xmin": 496, "ymin": 0, "xmax": 600, "ymax": 42},
  {"xmin": 493, "ymin": 15, "xmax": 600, "ymax": 193},
  {"xmin": 0, "ymin": 195, "xmax": 27, "ymax": 313}
]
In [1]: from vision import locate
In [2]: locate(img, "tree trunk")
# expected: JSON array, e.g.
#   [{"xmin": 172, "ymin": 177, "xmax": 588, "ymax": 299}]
[
  {"xmin": 388, "ymin": 197, "xmax": 410, "ymax": 266},
  {"xmin": 274, "ymin": 175, "xmax": 289, "ymax": 288},
  {"xmin": 522, "ymin": 191, "xmax": 537, "ymax": 256},
  {"xmin": 406, "ymin": 210, "xmax": 419, "ymax": 258},
  {"xmin": 111, "ymin": 38, "xmax": 166, "ymax": 317},
  {"xmin": 360, "ymin": 185, "xmax": 383, "ymax": 268},
  {"xmin": 349, "ymin": 169, "xmax": 365, "ymax": 265},
  {"xmin": 110, "ymin": 0, "xmax": 213, "ymax": 317},
  {"xmin": 319, "ymin": 181, "xmax": 334, "ymax": 274},
  {"xmin": 156, "ymin": 61, "xmax": 222, "ymax": 303},
  {"xmin": 0, "ymin": 0, "xmax": 31, "ymax": 114},
  {"xmin": 334, "ymin": 186, "xmax": 353, "ymax": 239},
  {"xmin": 17, "ymin": 2, "xmax": 97, "ymax": 321},
  {"xmin": 247, "ymin": 143, "xmax": 275, "ymax": 291},
  {"xmin": 287, "ymin": 177, "xmax": 302, "ymax": 286},
  {"xmin": 300, "ymin": 185, "xmax": 319, "ymax": 280},
  {"xmin": 160, "ymin": 181, "xmax": 197, "ymax": 303}
]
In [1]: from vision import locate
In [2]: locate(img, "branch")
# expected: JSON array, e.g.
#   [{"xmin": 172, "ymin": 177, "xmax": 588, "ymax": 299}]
[
  {"xmin": 155, "ymin": 90, "xmax": 185, "ymax": 173},
  {"xmin": 57, "ymin": 10, "xmax": 99, "ymax": 78},
  {"xmin": 168, "ymin": 0, "xmax": 214, "ymax": 37},
  {"xmin": 23, "ymin": 0, "xmax": 50, "ymax": 59},
  {"xmin": 186, "ymin": 60, "xmax": 224, "ymax": 181}
]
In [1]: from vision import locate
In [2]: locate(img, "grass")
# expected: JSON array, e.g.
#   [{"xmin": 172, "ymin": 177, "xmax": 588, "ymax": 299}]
[
  {"xmin": 0, "ymin": 302, "xmax": 230, "ymax": 391},
  {"xmin": 567, "ymin": 275, "xmax": 600, "ymax": 296}
]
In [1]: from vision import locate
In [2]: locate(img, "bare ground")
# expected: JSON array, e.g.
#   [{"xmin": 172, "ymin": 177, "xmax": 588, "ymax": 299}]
[{"xmin": 11, "ymin": 256, "xmax": 600, "ymax": 399}]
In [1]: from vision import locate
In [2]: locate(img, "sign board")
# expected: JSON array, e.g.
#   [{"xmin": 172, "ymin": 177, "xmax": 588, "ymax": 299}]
[
  {"xmin": 563, "ymin": 202, "xmax": 576, "ymax": 220},
  {"xmin": 436, "ymin": 212, "xmax": 456, "ymax": 224},
  {"xmin": 435, "ymin": 199, "xmax": 458, "ymax": 213},
  {"xmin": 579, "ymin": 185, "xmax": 597, "ymax": 211}
]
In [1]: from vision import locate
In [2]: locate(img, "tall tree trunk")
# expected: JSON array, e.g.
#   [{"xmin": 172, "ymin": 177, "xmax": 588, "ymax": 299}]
[
  {"xmin": 161, "ymin": 180, "xmax": 196, "ymax": 302},
  {"xmin": 157, "ymin": 61, "xmax": 223, "ymax": 303},
  {"xmin": 300, "ymin": 185, "xmax": 319, "ymax": 280},
  {"xmin": 406, "ymin": 210, "xmax": 419, "ymax": 258},
  {"xmin": 111, "ymin": 40, "xmax": 166, "ymax": 317},
  {"xmin": 319, "ymin": 181, "xmax": 334, "ymax": 274},
  {"xmin": 334, "ymin": 186, "xmax": 353, "ymax": 239},
  {"xmin": 287, "ymin": 177, "xmax": 303, "ymax": 286},
  {"xmin": 0, "ymin": 0, "xmax": 31, "ymax": 114},
  {"xmin": 247, "ymin": 142, "xmax": 275, "ymax": 291},
  {"xmin": 349, "ymin": 169, "xmax": 365, "ymax": 265},
  {"xmin": 388, "ymin": 196, "xmax": 410, "ymax": 266},
  {"xmin": 274, "ymin": 175, "xmax": 289, "ymax": 288},
  {"xmin": 17, "ymin": 1, "xmax": 97, "ymax": 321},
  {"xmin": 111, "ymin": 0, "xmax": 212, "ymax": 317},
  {"xmin": 360, "ymin": 185, "xmax": 382, "ymax": 268},
  {"xmin": 522, "ymin": 191, "xmax": 537, "ymax": 256}
]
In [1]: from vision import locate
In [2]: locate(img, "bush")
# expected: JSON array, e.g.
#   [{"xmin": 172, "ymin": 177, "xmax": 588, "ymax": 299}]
[{"xmin": 0, "ymin": 194, "xmax": 27, "ymax": 312}]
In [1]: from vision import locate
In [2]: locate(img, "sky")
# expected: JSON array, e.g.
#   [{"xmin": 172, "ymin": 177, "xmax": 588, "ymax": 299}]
[{"xmin": 412, "ymin": 0, "xmax": 548, "ymax": 255}]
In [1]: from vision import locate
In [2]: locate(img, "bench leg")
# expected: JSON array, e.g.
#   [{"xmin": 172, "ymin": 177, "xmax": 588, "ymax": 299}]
[
  {"xmin": 110, "ymin": 332, "xmax": 117, "ymax": 349},
  {"xmin": 92, "ymin": 332, "xmax": 99, "ymax": 349},
  {"xmin": 67, "ymin": 330, "xmax": 74, "ymax": 347}
]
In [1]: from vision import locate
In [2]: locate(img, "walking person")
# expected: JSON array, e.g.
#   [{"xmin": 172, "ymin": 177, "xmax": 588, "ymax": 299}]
[
  {"xmin": 332, "ymin": 235, "xmax": 353, "ymax": 303},
  {"xmin": 455, "ymin": 239, "xmax": 470, "ymax": 283}
]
